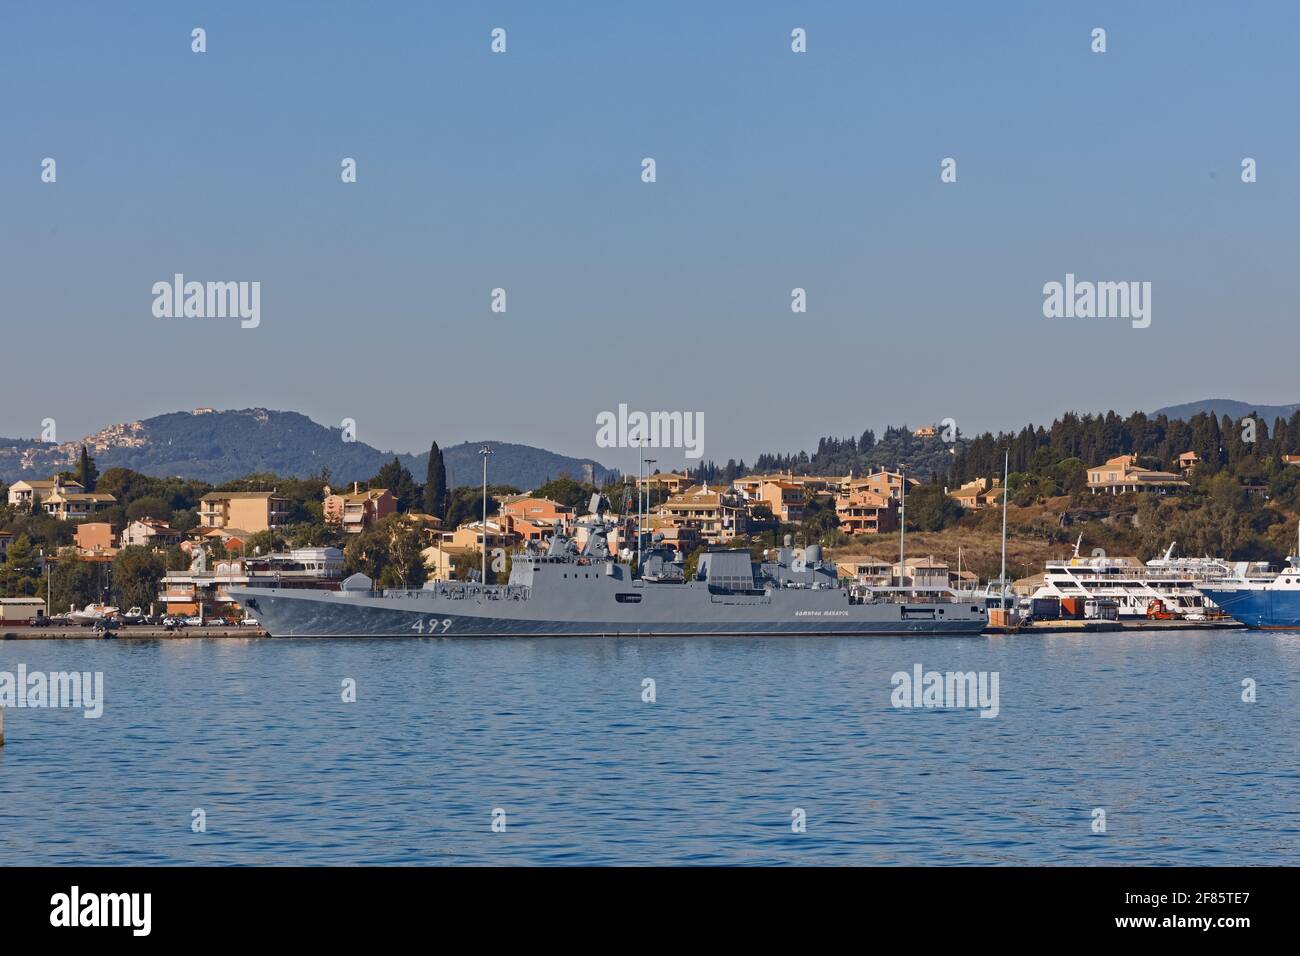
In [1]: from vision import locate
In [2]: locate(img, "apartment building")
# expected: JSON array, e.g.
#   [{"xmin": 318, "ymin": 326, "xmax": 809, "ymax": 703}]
[
  {"xmin": 835, "ymin": 489, "xmax": 899, "ymax": 535},
  {"xmin": 499, "ymin": 496, "xmax": 574, "ymax": 536},
  {"xmin": 438, "ymin": 521, "xmax": 519, "ymax": 556},
  {"xmin": 421, "ymin": 544, "xmax": 466, "ymax": 582},
  {"xmin": 323, "ymin": 483, "xmax": 397, "ymax": 534},
  {"xmin": 836, "ymin": 556, "xmax": 893, "ymax": 587},
  {"xmin": 199, "ymin": 490, "xmax": 290, "ymax": 532},
  {"xmin": 8, "ymin": 476, "xmax": 85, "ymax": 508},
  {"xmin": 654, "ymin": 483, "xmax": 748, "ymax": 544},
  {"xmin": 636, "ymin": 471, "xmax": 693, "ymax": 495},
  {"xmin": 754, "ymin": 480, "xmax": 806, "ymax": 523},
  {"xmin": 851, "ymin": 469, "xmax": 917, "ymax": 501},
  {"xmin": 74, "ymin": 522, "xmax": 116, "ymax": 553},
  {"xmin": 42, "ymin": 488, "xmax": 117, "ymax": 520}
]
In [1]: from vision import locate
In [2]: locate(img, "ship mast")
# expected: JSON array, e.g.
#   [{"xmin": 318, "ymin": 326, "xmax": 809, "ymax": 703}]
[
  {"xmin": 637, "ymin": 442, "xmax": 643, "ymax": 576},
  {"xmin": 644, "ymin": 456, "xmax": 657, "ymax": 562},
  {"xmin": 479, "ymin": 445, "xmax": 493, "ymax": 585},
  {"xmin": 898, "ymin": 464, "xmax": 906, "ymax": 593},
  {"xmin": 999, "ymin": 450, "xmax": 1009, "ymax": 606}
]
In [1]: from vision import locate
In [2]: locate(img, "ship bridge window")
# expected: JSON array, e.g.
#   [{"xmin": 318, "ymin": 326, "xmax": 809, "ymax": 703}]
[{"xmin": 615, "ymin": 593, "xmax": 642, "ymax": 603}]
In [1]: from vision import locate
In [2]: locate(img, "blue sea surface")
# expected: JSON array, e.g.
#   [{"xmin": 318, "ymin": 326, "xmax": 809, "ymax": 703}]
[{"xmin": 0, "ymin": 632, "xmax": 1296, "ymax": 865}]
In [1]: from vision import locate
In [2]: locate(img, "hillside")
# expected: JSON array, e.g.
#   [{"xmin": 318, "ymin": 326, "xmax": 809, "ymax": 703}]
[
  {"xmin": 1152, "ymin": 399, "xmax": 1300, "ymax": 422},
  {"xmin": 0, "ymin": 408, "xmax": 614, "ymax": 490}
]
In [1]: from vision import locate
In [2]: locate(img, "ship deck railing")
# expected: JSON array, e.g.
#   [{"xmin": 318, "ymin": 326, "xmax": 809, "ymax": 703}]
[
  {"xmin": 360, "ymin": 583, "xmax": 533, "ymax": 601},
  {"xmin": 855, "ymin": 585, "xmax": 977, "ymax": 605}
]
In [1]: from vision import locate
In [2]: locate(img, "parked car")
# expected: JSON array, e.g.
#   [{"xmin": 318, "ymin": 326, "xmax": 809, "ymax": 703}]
[{"xmin": 182, "ymin": 615, "xmax": 204, "ymax": 627}]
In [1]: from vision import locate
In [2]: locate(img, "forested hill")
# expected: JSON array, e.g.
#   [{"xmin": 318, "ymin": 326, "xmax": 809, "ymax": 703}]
[
  {"xmin": 687, "ymin": 405, "xmax": 1300, "ymax": 489},
  {"xmin": 0, "ymin": 409, "xmax": 614, "ymax": 490},
  {"xmin": 1153, "ymin": 399, "xmax": 1300, "ymax": 422}
]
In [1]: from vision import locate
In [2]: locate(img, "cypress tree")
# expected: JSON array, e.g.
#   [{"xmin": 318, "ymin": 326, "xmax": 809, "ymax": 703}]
[
  {"xmin": 77, "ymin": 445, "xmax": 99, "ymax": 492},
  {"xmin": 424, "ymin": 441, "xmax": 448, "ymax": 519}
]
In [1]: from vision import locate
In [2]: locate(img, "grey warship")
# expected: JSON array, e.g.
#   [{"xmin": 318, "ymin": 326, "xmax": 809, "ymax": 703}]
[{"xmin": 228, "ymin": 496, "xmax": 987, "ymax": 637}]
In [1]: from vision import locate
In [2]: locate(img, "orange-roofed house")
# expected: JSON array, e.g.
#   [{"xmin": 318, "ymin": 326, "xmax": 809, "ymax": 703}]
[
  {"xmin": 324, "ymin": 483, "xmax": 397, "ymax": 534},
  {"xmin": 1087, "ymin": 454, "xmax": 1190, "ymax": 495},
  {"xmin": 835, "ymin": 489, "xmax": 899, "ymax": 535}
]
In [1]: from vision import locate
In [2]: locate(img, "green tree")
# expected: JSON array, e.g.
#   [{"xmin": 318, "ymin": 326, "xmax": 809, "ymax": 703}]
[
  {"xmin": 77, "ymin": 446, "xmax": 99, "ymax": 492},
  {"xmin": 288, "ymin": 521, "xmax": 331, "ymax": 548},
  {"xmin": 376, "ymin": 515, "xmax": 427, "ymax": 588},
  {"xmin": 533, "ymin": 476, "xmax": 597, "ymax": 509},
  {"xmin": 444, "ymin": 485, "xmax": 513, "ymax": 529},
  {"xmin": 343, "ymin": 515, "xmax": 426, "ymax": 587},
  {"xmin": 905, "ymin": 484, "xmax": 964, "ymax": 532},
  {"xmin": 113, "ymin": 546, "xmax": 167, "ymax": 611},
  {"xmin": 245, "ymin": 529, "xmax": 287, "ymax": 556},
  {"xmin": 424, "ymin": 441, "xmax": 448, "ymax": 519},
  {"xmin": 799, "ymin": 496, "xmax": 842, "ymax": 539},
  {"xmin": 0, "ymin": 533, "xmax": 40, "ymax": 597},
  {"xmin": 371, "ymin": 457, "xmax": 418, "ymax": 512},
  {"xmin": 126, "ymin": 496, "xmax": 174, "ymax": 522},
  {"xmin": 1053, "ymin": 457, "xmax": 1088, "ymax": 496},
  {"xmin": 49, "ymin": 554, "xmax": 101, "ymax": 611}
]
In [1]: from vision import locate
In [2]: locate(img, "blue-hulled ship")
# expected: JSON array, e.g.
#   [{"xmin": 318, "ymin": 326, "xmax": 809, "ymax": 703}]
[{"xmin": 1199, "ymin": 526, "xmax": 1300, "ymax": 629}]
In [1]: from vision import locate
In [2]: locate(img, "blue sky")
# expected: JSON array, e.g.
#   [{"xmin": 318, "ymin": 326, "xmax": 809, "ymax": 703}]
[{"xmin": 2, "ymin": 1, "xmax": 1296, "ymax": 473}]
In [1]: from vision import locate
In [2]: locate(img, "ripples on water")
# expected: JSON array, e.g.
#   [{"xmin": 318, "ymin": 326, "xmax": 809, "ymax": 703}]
[{"xmin": 1, "ymin": 632, "xmax": 1296, "ymax": 865}]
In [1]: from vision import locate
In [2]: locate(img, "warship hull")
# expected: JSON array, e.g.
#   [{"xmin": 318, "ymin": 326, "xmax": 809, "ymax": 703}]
[{"xmin": 228, "ymin": 584, "xmax": 989, "ymax": 638}]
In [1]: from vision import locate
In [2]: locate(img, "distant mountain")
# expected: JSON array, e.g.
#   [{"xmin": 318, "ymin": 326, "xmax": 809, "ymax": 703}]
[
  {"xmin": 0, "ymin": 408, "xmax": 614, "ymax": 490},
  {"xmin": 439, "ymin": 441, "xmax": 614, "ymax": 491},
  {"xmin": 1152, "ymin": 399, "xmax": 1300, "ymax": 423}
]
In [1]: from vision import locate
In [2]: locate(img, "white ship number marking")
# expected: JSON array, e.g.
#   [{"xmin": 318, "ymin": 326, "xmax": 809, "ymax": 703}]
[{"xmin": 411, "ymin": 618, "xmax": 454, "ymax": 633}]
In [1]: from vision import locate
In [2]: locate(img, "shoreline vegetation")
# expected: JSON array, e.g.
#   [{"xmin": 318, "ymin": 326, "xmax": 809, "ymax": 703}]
[{"xmin": 3, "ymin": 407, "xmax": 1300, "ymax": 611}]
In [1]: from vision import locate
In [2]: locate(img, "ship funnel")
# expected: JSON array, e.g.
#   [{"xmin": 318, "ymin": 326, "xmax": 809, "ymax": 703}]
[{"xmin": 806, "ymin": 544, "xmax": 822, "ymax": 565}]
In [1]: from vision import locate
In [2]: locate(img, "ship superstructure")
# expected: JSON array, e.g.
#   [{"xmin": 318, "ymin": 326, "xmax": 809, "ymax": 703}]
[{"xmin": 230, "ymin": 495, "xmax": 987, "ymax": 637}]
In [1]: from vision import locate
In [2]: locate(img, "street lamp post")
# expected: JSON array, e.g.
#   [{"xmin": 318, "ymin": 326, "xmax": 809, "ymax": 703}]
[{"xmin": 479, "ymin": 445, "xmax": 493, "ymax": 585}]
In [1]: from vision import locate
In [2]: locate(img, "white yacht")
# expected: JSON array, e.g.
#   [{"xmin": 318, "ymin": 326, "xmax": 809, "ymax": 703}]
[
  {"xmin": 1029, "ymin": 537, "xmax": 1223, "ymax": 621},
  {"xmin": 1144, "ymin": 541, "xmax": 1272, "ymax": 586}
]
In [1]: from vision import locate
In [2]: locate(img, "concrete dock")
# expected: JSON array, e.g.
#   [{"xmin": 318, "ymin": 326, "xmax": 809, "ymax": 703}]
[
  {"xmin": 1, "ymin": 625, "xmax": 267, "ymax": 640},
  {"xmin": 984, "ymin": 618, "xmax": 1246, "ymax": 635}
]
